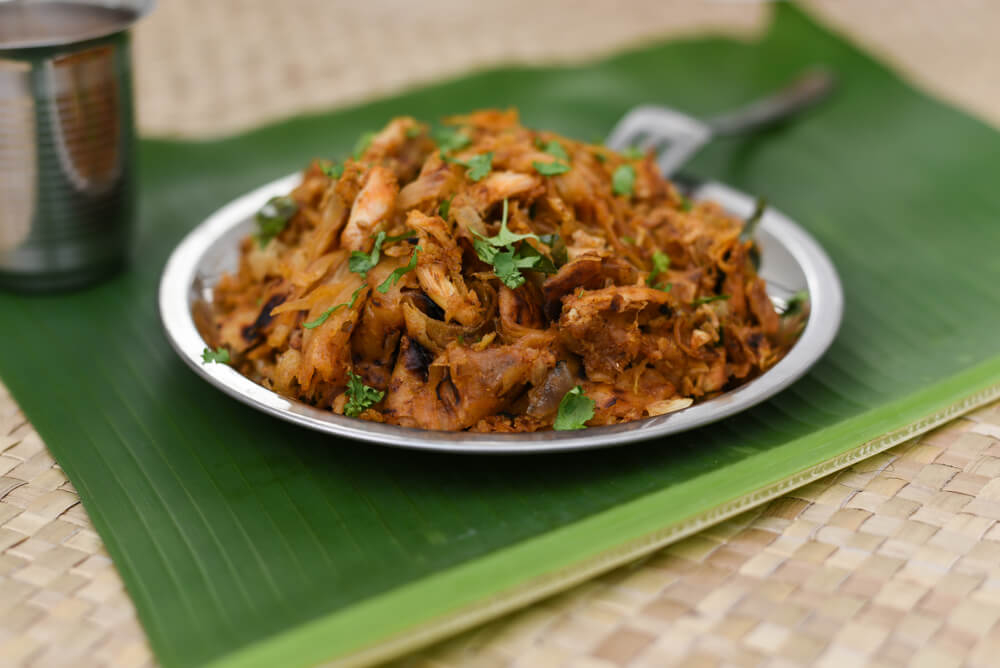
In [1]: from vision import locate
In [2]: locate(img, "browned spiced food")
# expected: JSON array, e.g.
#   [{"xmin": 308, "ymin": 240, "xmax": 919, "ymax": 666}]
[{"xmin": 203, "ymin": 109, "xmax": 804, "ymax": 432}]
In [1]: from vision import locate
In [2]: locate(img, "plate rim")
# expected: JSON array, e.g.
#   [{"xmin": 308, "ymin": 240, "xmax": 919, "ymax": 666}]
[{"xmin": 158, "ymin": 173, "xmax": 843, "ymax": 454}]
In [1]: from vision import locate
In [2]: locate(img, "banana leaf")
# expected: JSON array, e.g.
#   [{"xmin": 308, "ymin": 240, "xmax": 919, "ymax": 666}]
[{"xmin": 2, "ymin": 5, "xmax": 999, "ymax": 667}]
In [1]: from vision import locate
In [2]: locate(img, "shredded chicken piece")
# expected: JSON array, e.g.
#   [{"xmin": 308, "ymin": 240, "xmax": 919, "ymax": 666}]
[{"xmin": 207, "ymin": 109, "xmax": 800, "ymax": 431}]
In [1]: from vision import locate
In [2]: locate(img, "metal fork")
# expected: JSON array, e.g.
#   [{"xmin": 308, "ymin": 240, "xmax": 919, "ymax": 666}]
[{"xmin": 605, "ymin": 69, "xmax": 835, "ymax": 177}]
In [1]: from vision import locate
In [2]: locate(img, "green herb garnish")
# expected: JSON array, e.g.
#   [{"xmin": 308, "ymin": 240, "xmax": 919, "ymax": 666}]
[
  {"xmin": 612, "ymin": 165, "xmax": 636, "ymax": 197},
  {"xmin": 405, "ymin": 125, "xmax": 423, "ymax": 138},
  {"xmin": 201, "ymin": 347, "xmax": 230, "ymax": 364},
  {"xmin": 532, "ymin": 160, "xmax": 570, "ymax": 176},
  {"xmin": 463, "ymin": 152, "xmax": 493, "ymax": 181},
  {"xmin": 377, "ymin": 247, "xmax": 421, "ymax": 293},
  {"xmin": 783, "ymin": 290, "xmax": 809, "ymax": 316},
  {"xmin": 692, "ymin": 294, "xmax": 731, "ymax": 307},
  {"xmin": 321, "ymin": 162, "xmax": 344, "ymax": 179},
  {"xmin": 553, "ymin": 386, "xmax": 596, "ymax": 430},
  {"xmin": 382, "ymin": 230, "xmax": 416, "ymax": 244},
  {"xmin": 353, "ymin": 131, "xmax": 376, "ymax": 159},
  {"xmin": 647, "ymin": 251, "xmax": 670, "ymax": 288},
  {"xmin": 349, "ymin": 230, "xmax": 386, "ymax": 276},
  {"xmin": 254, "ymin": 195, "xmax": 298, "ymax": 247},
  {"xmin": 740, "ymin": 197, "xmax": 767, "ymax": 242},
  {"xmin": 542, "ymin": 140, "xmax": 569, "ymax": 161},
  {"xmin": 344, "ymin": 371, "xmax": 384, "ymax": 417},
  {"xmin": 472, "ymin": 199, "xmax": 550, "ymax": 287},
  {"xmin": 679, "ymin": 194, "xmax": 693, "ymax": 212},
  {"xmin": 439, "ymin": 196, "xmax": 452, "ymax": 220},
  {"xmin": 593, "ymin": 151, "xmax": 607, "ymax": 163},
  {"xmin": 302, "ymin": 285, "xmax": 367, "ymax": 329},
  {"xmin": 303, "ymin": 304, "xmax": 345, "ymax": 329},
  {"xmin": 623, "ymin": 146, "xmax": 645, "ymax": 160},
  {"xmin": 433, "ymin": 127, "xmax": 471, "ymax": 153},
  {"xmin": 621, "ymin": 235, "xmax": 635, "ymax": 245}
]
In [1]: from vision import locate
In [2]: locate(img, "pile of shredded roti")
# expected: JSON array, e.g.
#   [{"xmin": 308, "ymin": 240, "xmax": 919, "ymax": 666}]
[{"xmin": 203, "ymin": 109, "xmax": 804, "ymax": 432}]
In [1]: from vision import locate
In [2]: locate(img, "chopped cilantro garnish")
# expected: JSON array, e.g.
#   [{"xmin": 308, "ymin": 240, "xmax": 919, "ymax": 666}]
[
  {"xmin": 612, "ymin": 164, "xmax": 636, "ymax": 197},
  {"xmin": 201, "ymin": 347, "xmax": 230, "ymax": 364},
  {"xmin": 515, "ymin": 243, "xmax": 557, "ymax": 275},
  {"xmin": 692, "ymin": 294, "xmax": 731, "ymax": 307},
  {"xmin": 321, "ymin": 162, "xmax": 344, "ymax": 179},
  {"xmin": 433, "ymin": 127, "xmax": 471, "ymax": 153},
  {"xmin": 491, "ymin": 249, "xmax": 541, "ymax": 289},
  {"xmin": 439, "ymin": 196, "xmax": 452, "ymax": 220},
  {"xmin": 532, "ymin": 160, "xmax": 571, "ymax": 176},
  {"xmin": 472, "ymin": 199, "xmax": 551, "ymax": 287},
  {"xmin": 679, "ymin": 193, "xmax": 693, "ymax": 211},
  {"xmin": 593, "ymin": 151, "xmax": 607, "ymax": 163},
  {"xmin": 784, "ymin": 290, "xmax": 809, "ymax": 316},
  {"xmin": 740, "ymin": 197, "xmax": 767, "ymax": 242},
  {"xmin": 344, "ymin": 371, "xmax": 384, "ymax": 417},
  {"xmin": 621, "ymin": 235, "xmax": 635, "ymax": 245},
  {"xmin": 553, "ymin": 386, "xmax": 595, "ymax": 430},
  {"xmin": 464, "ymin": 152, "xmax": 493, "ymax": 181},
  {"xmin": 303, "ymin": 304, "xmax": 345, "ymax": 329},
  {"xmin": 377, "ymin": 247, "xmax": 421, "ymax": 293},
  {"xmin": 353, "ymin": 131, "xmax": 376, "ymax": 159},
  {"xmin": 647, "ymin": 251, "xmax": 670, "ymax": 287},
  {"xmin": 542, "ymin": 140, "xmax": 569, "ymax": 161},
  {"xmin": 302, "ymin": 284, "xmax": 367, "ymax": 329},
  {"xmin": 254, "ymin": 195, "xmax": 298, "ymax": 247},
  {"xmin": 538, "ymin": 233, "xmax": 568, "ymax": 267},
  {"xmin": 349, "ymin": 230, "xmax": 385, "ymax": 276},
  {"xmin": 623, "ymin": 146, "xmax": 645, "ymax": 160},
  {"xmin": 405, "ymin": 125, "xmax": 423, "ymax": 138}
]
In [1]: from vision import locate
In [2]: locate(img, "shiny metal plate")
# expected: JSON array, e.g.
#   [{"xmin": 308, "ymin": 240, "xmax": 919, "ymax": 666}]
[{"xmin": 158, "ymin": 173, "xmax": 843, "ymax": 453}]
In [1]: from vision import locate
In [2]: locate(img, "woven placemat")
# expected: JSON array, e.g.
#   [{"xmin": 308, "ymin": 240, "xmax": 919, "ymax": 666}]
[{"xmin": 3, "ymin": 1, "xmax": 1000, "ymax": 666}]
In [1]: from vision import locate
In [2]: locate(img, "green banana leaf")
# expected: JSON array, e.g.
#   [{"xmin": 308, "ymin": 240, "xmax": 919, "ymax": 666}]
[{"xmin": 2, "ymin": 4, "xmax": 1000, "ymax": 667}]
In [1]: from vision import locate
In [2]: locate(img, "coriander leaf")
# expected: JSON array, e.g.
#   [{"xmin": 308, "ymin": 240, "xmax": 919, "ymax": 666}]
[
  {"xmin": 646, "ymin": 251, "xmax": 670, "ymax": 287},
  {"xmin": 621, "ymin": 235, "xmax": 635, "ymax": 245},
  {"xmin": 433, "ymin": 127, "xmax": 471, "ymax": 153},
  {"xmin": 623, "ymin": 146, "xmax": 645, "ymax": 159},
  {"xmin": 377, "ymin": 246, "xmax": 421, "ymax": 293},
  {"xmin": 553, "ymin": 386, "xmax": 595, "ymax": 430},
  {"xmin": 679, "ymin": 193, "xmax": 693, "ymax": 211},
  {"xmin": 464, "ymin": 151, "xmax": 493, "ymax": 181},
  {"xmin": 657, "ymin": 282, "xmax": 673, "ymax": 293},
  {"xmin": 477, "ymin": 199, "xmax": 539, "ymax": 248},
  {"xmin": 612, "ymin": 164, "xmax": 636, "ymax": 197},
  {"xmin": 692, "ymin": 294, "xmax": 731, "ymax": 307},
  {"xmin": 492, "ymin": 248, "xmax": 541, "ymax": 289},
  {"xmin": 353, "ymin": 131, "xmax": 376, "ymax": 159},
  {"xmin": 532, "ymin": 160, "xmax": 570, "ymax": 176},
  {"xmin": 349, "ymin": 230, "xmax": 385, "ymax": 276},
  {"xmin": 405, "ymin": 125, "xmax": 423, "ymax": 138},
  {"xmin": 538, "ymin": 233, "xmax": 559, "ymax": 246},
  {"xmin": 344, "ymin": 371, "xmax": 384, "ymax": 417},
  {"xmin": 439, "ymin": 196, "xmax": 452, "ymax": 220},
  {"xmin": 740, "ymin": 197, "xmax": 767, "ymax": 242},
  {"xmin": 783, "ymin": 290, "xmax": 809, "ymax": 317},
  {"xmin": 347, "ymin": 283, "xmax": 367, "ymax": 308},
  {"xmin": 473, "ymin": 237, "xmax": 499, "ymax": 264},
  {"xmin": 303, "ymin": 304, "xmax": 345, "ymax": 329},
  {"xmin": 321, "ymin": 162, "xmax": 344, "ymax": 179},
  {"xmin": 593, "ymin": 151, "xmax": 607, "ymax": 163},
  {"xmin": 516, "ymin": 243, "xmax": 557, "ymax": 275},
  {"xmin": 537, "ymin": 234, "xmax": 568, "ymax": 267},
  {"xmin": 201, "ymin": 347, "xmax": 230, "ymax": 364},
  {"xmin": 542, "ymin": 140, "xmax": 569, "ymax": 161},
  {"xmin": 254, "ymin": 195, "xmax": 298, "ymax": 247}
]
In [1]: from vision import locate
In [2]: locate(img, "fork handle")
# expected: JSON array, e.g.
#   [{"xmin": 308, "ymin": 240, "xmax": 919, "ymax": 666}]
[{"xmin": 706, "ymin": 69, "xmax": 836, "ymax": 137}]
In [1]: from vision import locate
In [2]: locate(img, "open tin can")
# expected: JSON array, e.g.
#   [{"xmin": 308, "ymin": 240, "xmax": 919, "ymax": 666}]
[{"xmin": 0, "ymin": 0, "xmax": 153, "ymax": 291}]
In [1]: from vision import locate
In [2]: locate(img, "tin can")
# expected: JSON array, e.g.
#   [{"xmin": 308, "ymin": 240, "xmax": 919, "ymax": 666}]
[{"xmin": 0, "ymin": 1, "xmax": 153, "ymax": 291}]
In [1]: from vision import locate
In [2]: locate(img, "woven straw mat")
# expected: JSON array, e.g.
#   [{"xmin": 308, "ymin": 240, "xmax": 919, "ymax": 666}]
[{"xmin": 3, "ymin": 1, "xmax": 1000, "ymax": 666}]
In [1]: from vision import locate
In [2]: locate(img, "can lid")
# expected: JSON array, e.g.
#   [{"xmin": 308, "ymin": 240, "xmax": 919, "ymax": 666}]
[{"xmin": 0, "ymin": 1, "xmax": 154, "ymax": 51}]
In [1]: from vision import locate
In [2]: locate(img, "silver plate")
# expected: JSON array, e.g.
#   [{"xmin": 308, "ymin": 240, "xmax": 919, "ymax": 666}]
[{"xmin": 158, "ymin": 173, "xmax": 843, "ymax": 453}]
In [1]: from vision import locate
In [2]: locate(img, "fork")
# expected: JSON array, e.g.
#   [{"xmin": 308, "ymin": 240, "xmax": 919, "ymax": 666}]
[{"xmin": 605, "ymin": 69, "xmax": 835, "ymax": 177}]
